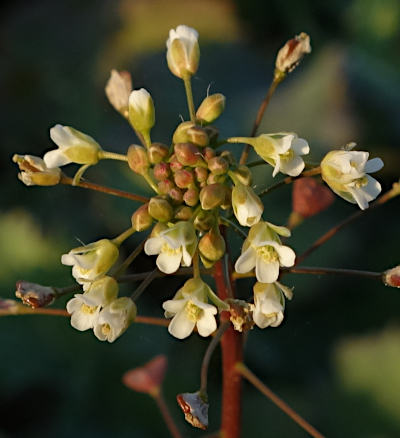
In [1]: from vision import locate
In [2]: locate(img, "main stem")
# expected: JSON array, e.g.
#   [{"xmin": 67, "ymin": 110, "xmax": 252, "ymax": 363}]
[{"xmin": 213, "ymin": 259, "xmax": 242, "ymax": 438}]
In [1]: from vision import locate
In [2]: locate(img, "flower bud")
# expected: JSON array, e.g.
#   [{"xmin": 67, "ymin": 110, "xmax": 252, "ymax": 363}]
[
  {"xmin": 166, "ymin": 25, "xmax": 200, "ymax": 79},
  {"xmin": 383, "ymin": 266, "xmax": 400, "ymax": 288},
  {"xmin": 127, "ymin": 145, "xmax": 150, "ymax": 175},
  {"xmin": 158, "ymin": 179, "xmax": 175, "ymax": 195},
  {"xmin": 105, "ymin": 69, "xmax": 132, "ymax": 118},
  {"xmin": 194, "ymin": 167, "xmax": 208, "ymax": 183},
  {"xmin": 199, "ymin": 183, "xmax": 227, "ymax": 210},
  {"xmin": 148, "ymin": 143, "xmax": 169, "ymax": 164},
  {"xmin": 172, "ymin": 121, "xmax": 195, "ymax": 144},
  {"xmin": 230, "ymin": 165, "xmax": 252, "ymax": 186},
  {"xmin": 232, "ymin": 183, "xmax": 263, "ymax": 227},
  {"xmin": 13, "ymin": 154, "xmax": 61, "ymax": 186},
  {"xmin": 203, "ymin": 147, "xmax": 216, "ymax": 162},
  {"xmin": 151, "ymin": 222, "xmax": 169, "ymax": 237},
  {"xmin": 194, "ymin": 210, "xmax": 215, "ymax": 232},
  {"xmin": 208, "ymin": 156, "xmax": 229, "ymax": 175},
  {"xmin": 148, "ymin": 197, "xmax": 174, "ymax": 222},
  {"xmin": 186, "ymin": 126, "xmax": 209, "ymax": 147},
  {"xmin": 153, "ymin": 162, "xmax": 171, "ymax": 181},
  {"xmin": 220, "ymin": 150, "xmax": 235, "ymax": 165},
  {"xmin": 174, "ymin": 143, "xmax": 204, "ymax": 167},
  {"xmin": 204, "ymin": 126, "xmax": 219, "ymax": 144},
  {"xmin": 168, "ymin": 187, "xmax": 184, "ymax": 204},
  {"xmin": 177, "ymin": 391, "xmax": 208, "ymax": 430},
  {"xmin": 174, "ymin": 205, "xmax": 193, "ymax": 221},
  {"xmin": 15, "ymin": 281, "xmax": 56, "ymax": 308},
  {"xmin": 169, "ymin": 154, "xmax": 184, "ymax": 173},
  {"xmin": 174, "ymin": 169, "xmax": 195, "ymax": 189},
  {"xmin": 199, "ymin": 227, "xmax": 225, "ymax": 262},
  {"xmin": 275, "ymin": 32, "xmax": 311, "ymax": 75},
  {"xmin": 196, "ymin": 93, "xmax": 226, "ymax": 125},
  {"xmin": 183, "ymin": 187, "xmax": 199, "ymax": 206},
  {"xmin": 128, "ymin": 88, "xmax": 155, "ymax": 134},
  {"xmin": 207, "ymin": 173, "xmax": 226, "ymax": 185},
  {"xmin": 131, "ymin": 203, "xmax": 153, "ymax": 231},
  {"xmin": 123, "ymin": 355, "xmax": 168, "ymax": 396}
]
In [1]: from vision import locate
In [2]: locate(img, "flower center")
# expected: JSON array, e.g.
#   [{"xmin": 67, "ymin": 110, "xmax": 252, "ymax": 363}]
[
  {"xmin": 256, "ymin": 245, "xmax": 279, "ymax": 263},
  {"xmin": 101, "ymin": 323, "xmax": 111, "ymax": 335},
  {"xmin": 354, "ymin": 176, "xmax": 368, "ymax": 188},
  {"xmin": 161, "ymin": 243, "xmax": 182, "ymax": 256},
  {"xmin": 80, "ymin": 304, "xmax": 97, "ymax": 314},
  {"xmin": 185, "ymin": 301, "xmax": 203, "ymax": 322},
  {"xmin": 280, "ymin": 149, "xmax": 294, "ymax": 162}
]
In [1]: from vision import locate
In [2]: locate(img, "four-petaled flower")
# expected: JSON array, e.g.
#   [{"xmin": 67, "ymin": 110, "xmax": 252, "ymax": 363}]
[{"xmin": 235, "ymin": 221, "xmax": 296, "ymax": 283}]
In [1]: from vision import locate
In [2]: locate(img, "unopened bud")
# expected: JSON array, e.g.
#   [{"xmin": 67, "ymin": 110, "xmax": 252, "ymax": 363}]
[
  {"xmin": 194, "ymin": 167, "xmax": 208, "ymax": 183},
  {"xmin": 199, "ymin": 227, "xmax": 225, "ymax": 262},
  {"xmin": 123, "ymin": 355, "xmax": 167, "ymax": 396},
  {"xmin": 172, "ymin": 121, "xmax": 195, "ymax": 144},
  {"xmin": 177, "ymin": 391, "xmax": 208, "ymax": 430},
  {"xmin": 203, "ymin": 147, "xmax": 216, "ymax": 162},
  {"xmin": 127, "ymin": 145, "xmax": 150, "ymax": 175},
  {"xmin": 105, "ymin": 69, "xmax": 132, "ymax": 118},
  {"xmin": 158, "ymin": 179, "xmax": 175, "ymax": 195},
  {"xmin": 174, "ymin": 205, "xmax": 193, "ymax": 221},
  {"xmin": 199, "ymin": 183, "xmax": 227, "ymax": 210},
  {"xmin": 220, "ymin": 150, "xmax": 235, "ymax": 165},
  {"xmin": 183, "ymin": 187, "xmax": 199, "ymax": 206},
  {"xmin": 174, "ymin": 143, "xmax": 205, "ymax": 167},
  {"xmin": 275, "ymin": 32, "xmax": 311, "ymax": 76},
  {"xmin": 169, "ymin": 154, "xmax": 184, "ymax": 173},
  {"xmin": 15, "ymin": 281, "xmax": 56, "ymax": 308},
  {"xmin": 174, "ymin": 169, "xmax": 195, "ymax": 189},
  {"xmin": 131, "ymin": 203, "xmax": 153, "ymax": 231},
  {"xmin": 128, "ymin": 88, "xmax": 155, "ymax": 134},
  {"xmin": 208, "ymin": 156, "xmax": 229, "ymax": 175},
  {"xmin": 153, "ymin": 162, "xmax": 171, "ymax": 181},
  {"xmin": 227, "ymin": 299, "xmax": 254, "ymax": 332},
  {"xmin": 168, "ymin": 187, "xmax": 184, "ymax": 204},
  {"xmin": 196, "ymin": 93, "xmax": 226, "ymax": 125},
  {"xmin": 207, "ymin": 173, "xmax": 227, "ymax": 185},
  {"xmin": 186, "ymin": 126, "xmax": 209, "ymax": 147},
  {"xmin": 383, "ymin": 266, "xmax": 400, "ymax": 288},
  {"xmin": 194, "ymin": 210, "xmax": 215, "ymax": 231},
  {"xmin": 148, "ymin": 143, "xmax": 169, "ymax": 164},
  {"xmin": 148, "ymin": 197, "xmax": 173, "ymax": 222},
  {"xmin": 204, "ymin": 126, "xmax": 219, "ymax": 144},
  {"xmin": 230, "ymin": 165, "xmax": 252, "ymax": 186}
]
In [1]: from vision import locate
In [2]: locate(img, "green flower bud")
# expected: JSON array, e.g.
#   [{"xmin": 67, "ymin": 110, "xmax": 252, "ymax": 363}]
[
  {"xmin": 148, "ymin": 143, "xmax": 169, "ymax": 164},
  {"xmin": 195, "ymin": 167, "xmax": 208, "ymax": 183},
  {"xmin": 148, "ymin": 197, "xmax": 174, "ymax": 222},
  {"xmin": 194, "ymin": 210, "xmax": 216, "ymax": 232},
  {"xmin": 207, "ymin": 173, "xmax": 227, "ymax": 185},
  {"xmin": 174, "ymin": 205, "xmax": 193, "ymax": 221},
  {"xmin": 131, "ymin": 203, "xmax": 153, "ymax": 231},
  {"xmin": 199, "ymin": 227, "xmax": 226, "ymax": 262},
  {"xmin": 172, "ymin": 121, "xmax": 195, "ymax": 144},
  {"xmin": 158, "ymin": 179, "xmax": 175, "ymax": 195},
  {"xmin": 128, "ymin": 88, "xmax": 155, "ymax": 134},
  {"xmin": 204, "ymin": 126, "xmax": 219, "ymax": 144},
  {"xmin": 127, "ymin": 145, "xmax": 150, "ymax": 175},
  {"xmin": 208, "ymin": 156, "xmax": 229, "ymax": 175},
  {"xmin": 186, "ymin": 126, "xmax": 209, "ymax": 147},
  {"xmin": 196, "ymin": 93, "xmax": 226, "ymax": 125},
  {"xmin": 174, "ymin": 169, "xmax": 195, "ymax": 189},
  {"xmin": 199, "ymin": 183, "xmax": 227, "ymax": 210},
  {"xmin": 230, "ymin": 165, "xmax": 252, "ymax": 186}
]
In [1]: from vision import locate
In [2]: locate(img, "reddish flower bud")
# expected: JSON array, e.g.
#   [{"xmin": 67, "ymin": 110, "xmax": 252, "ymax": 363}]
[
  {"xmin": 203, "ymin": 147, "xmax": 215, "ymax": 162},
  {"xmin": 174, "ymin": 169, "xmax": 195, "ymax": 189},
  {"xmin": 153, "ymin": 162, "xmax": 171, "ymax": 181},
  {"xmin": 174, "ymin": 143, "xmax": 204, "ymax": 167},
  {"xmin": 168, "ymin": 187, "xmax": 184, "ymax": 204},
  {"xmin": 123, "ymin": 355, "xmax": 167, "ymax": 396},
  {"xmin": 199, "ymin": 183, "xmax": 227, "ymax": 210},
  {"xmin": 208, "ymin": 156, "xmax": 229, "ymax": 175},
  {"xmin": 131, "ymin": 203, "xmax": 153, "ymax": 231},
  {"xmin": 127, "ymin": 145, "xmax": 150, "ymax": 175},
  {"xmin": 183, "ymin": 187, "xmax": 199, "ymax": 206},
  {"xmin": 148, "ymin": 143, "xmax": 169, "ymax": 164},
  {"xmin": 383, "ymin": 266, "xmax": 400, "ymax": 288},
  {"xmin": 158, "ymin": 179, "xmax": 175, "ymax": 195},
  {"xmin": 199, "ymin": 227, "xmax": 225, "ymax": 262},
  {"xmin": 169, "ymin": 154, "xmax": 184, "ymax": 173},
  {"xmin": 194, "ymin": 167, "xmax": 208, "ymax": 183}
]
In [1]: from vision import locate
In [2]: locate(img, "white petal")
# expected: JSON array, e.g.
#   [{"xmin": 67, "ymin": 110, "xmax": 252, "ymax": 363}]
[
  {"xmin": 235, "ymin": 247, "xmax": 257, "ymax": 274},
  {"xmin": 348, "ymin": 187, "xmax": 369, "ymax": 210},
  {"xmin": 168, "ymin": 310, "xmax": 196, "ymax": 339},
  {"xmin": 196, "ymin": 311, "xmax": 217, "ymax": 337},
  {"xmin": 61, "ymin": 253, "xmax": 75, "ymax": 266},
  {"xmin": 266, "ymin": 222, "xmax": 291, "ymax": 237},
  {"xmin": 272, "ymin": 156, "xmax": 281, "ymax": 177},
  {"xmin": 275, "ymin": 244, "xmax": 296, "ymax": 267},
  {"xmin": 156, "ymin": 252, "xmax": 182, "ymax": 274},
  {"xmin": 43, "ymin": 149, "xmax": 71, "ymax": 168},
  {"xmin": 362, "ymin": 175, "xmax": 382, "ymax": 200},
  {"xmin": 255, "ymin": 259, "xmax": 280, "ymax": 283},
  {"xmin": 279, "ymin": 155, "xmax": 305, "ymax": 176},
  {"xmin": 144, "ymin": 237, "xmax": 163, "ymax": 255},
  {"xmin": 364, "ymin": 158, "xmax": 384, "ymax": 174},
  {"xmin": 181, "ymin": 246, "xmax": 193, "ymax": 267},
  {"xmin": 291, "ymin": 138, "xmax": 310, "ymax": 155},
  {"xmin": 163, "ymin": 298, "xmax": 186, "ymax": 315}
]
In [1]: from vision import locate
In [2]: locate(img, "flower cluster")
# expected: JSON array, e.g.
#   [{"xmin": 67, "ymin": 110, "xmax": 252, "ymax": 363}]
[{"xmin": 12, "ymin": 24, "xmax": 384, "ymax": 343}]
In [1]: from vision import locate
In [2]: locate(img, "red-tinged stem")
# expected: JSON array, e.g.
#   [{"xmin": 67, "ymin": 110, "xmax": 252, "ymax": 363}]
[
  {"xmin": 213, "ymin": 259, "xmax": 243, "ymax": 438},
  {"xmin": 153, "ymin": 391, "xmax": 183, "ymax": 438}
]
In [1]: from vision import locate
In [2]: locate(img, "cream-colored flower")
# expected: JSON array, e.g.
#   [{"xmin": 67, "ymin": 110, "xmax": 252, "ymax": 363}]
[
  {"xmin": 13, "ymin": 154, "xmax": 61, "ymax": 186},
  {"xmin": 66, "ymin": 276, "xmax": 118, "ymax": 331},
  {"xmin": 235, "ymin": 221, "xmax": 295, "ymax": 283},
  {"xmin": 44, "ymin": 124, "xmax": 101, "ymax": 168},
  {"xmin": 128, "ymin": 88, "xmax": 155, "ymax": 134},
  {"xmin": 105, "ymin": 69, "xmax": 132, "ymax": 117},
  {"xmin": 231, "ymin": 183, "xmax": 263, "ymax": 227},
  {"xmin": 61, "ymin": 239, "xmax": 119, "ymax": 284},
  {"xmin": 321, "ymin": 149, "xmax": 383, "ymax": 210},
  {"xmin": 166, "ymin": 25, "xmax": 200, "ymax": 78},
  {"xmin": 144, "ymin": 221, "xmax": 197, "ymax": 274},
  {"xmin": 162, "ymin": 278, "xmax": 225, "ymax": 339},
  {"xmin": 252, "ymin": 281, "xmax": 293, "ymax": 329},
  {"xmin": 94, "ymin": 297, "xmax": 136, "ymax": 343}
]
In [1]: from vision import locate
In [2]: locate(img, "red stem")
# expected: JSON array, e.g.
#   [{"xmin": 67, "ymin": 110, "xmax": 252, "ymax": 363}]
[{"xmin": 214, "ymin": 260, "xmax": 243, "ymax": 438}]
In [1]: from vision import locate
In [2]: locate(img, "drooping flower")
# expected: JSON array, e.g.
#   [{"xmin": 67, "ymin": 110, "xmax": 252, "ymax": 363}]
[
  {"xmin": 94, "ymin": 297, "xmax": 136, "ymax": 343},
  {"xmin": 252, "ymin": 281, "xmax": 293, "ymax": 329},
  {"xmin": 12, "ymin": 154, "xmax": 61, "ymax": 186},
  {"xmin": 321, "ymin": 149, "xmax": 383, "ymax": 210},
  {"xmin": 235, "ymin": 221, "xmax": 295, "ymax": 283},
  {"xmin": 144, "ymin": 221, "xmax": 197, "ymax": 274},
  {"xmin": 162, "ymin": 278, "xmax": 225, "ymax": 339},
  {"xmin": 231, "ymin": 183, "xmax": 263, "ymax": 227},
  {"xmin": 166, "ymin": 25, "xmax": 200, "ymax": 79},
  {"xmin": 61, "ymin": 239, "xmax": 119, "ymax": 285},
  {"xmin": 66, "ymin": 276, "xmax": 119, "ymax": 331},
  {"xmin": 44, "ymin": 124, "xmax": 101, "ymax": 168}
]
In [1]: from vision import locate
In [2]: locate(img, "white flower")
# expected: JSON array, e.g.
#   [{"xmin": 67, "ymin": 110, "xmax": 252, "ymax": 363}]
[
  {"xmin": 66, "ymin": 276, "xmax": 119, "ymax": 331},
  {"xmin": 231, "ymin": 183, "xmax": 263, "ymax": 227},
  {"xmin": 94, "ymin": 297, "xmax": 136, "ymax": 343},
  {"xmin": 235, "ymin": 221, "xmax": 295, "ymax": 283},
  {"xmin": 61, "ymin": 239, "xmax": 119, "ymax": 284},
  {"xmin": 144, "ymin": 221, "xmax": 197, "ymax": 274},
  {"xmin": 44, "ymin": 124, "xmax": 101, "ymax": 168},
  {"xmin": 128, "ymin": 88, "xmax": 155, "ymax": 133},
  {"xmin": 321, "ymin": 149, "xmax": 383, "ymax": 210},
  {"xmin": 105, "ymin": 69, "xmax": 132, "ymax": 117},
  {"xmin": 252, "ymin": 281, "xmax": 293, "ymax": 329},
  {"xmin": 166, "ymin": 25, "xmax": 200, "ymax": 78},
  {"xmin": 162, "ymin": 278, "xmax": 222, "ymax": 339},
  {"xmin": 12, "ymin": 154, "xmax": 61, "ymax": 186}
]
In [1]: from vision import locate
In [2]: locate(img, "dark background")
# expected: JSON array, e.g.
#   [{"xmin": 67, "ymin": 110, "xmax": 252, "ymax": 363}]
[{"xmin": 1, "ymin": 0, "xmax": 400, "ymax": 437}]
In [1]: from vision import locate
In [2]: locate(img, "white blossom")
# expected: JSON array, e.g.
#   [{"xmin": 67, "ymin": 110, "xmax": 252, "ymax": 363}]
[
  {"xmin": 321, "ymin": 149, "xmax": 383, "ymax": 210},
  {"xmin": 166, "ymin": 25, "xmax": 199, "ymax": 78},
  {"xmin": 128, "ymin": 88, "xmax": 155, "ymax": 133},
  {"xmin": 231, "ymin": 183, "xmax": 263, "ymax": 227},
  {"xmin": 12, "ymin": 154, "xmax": 61, "ymax": 186}
]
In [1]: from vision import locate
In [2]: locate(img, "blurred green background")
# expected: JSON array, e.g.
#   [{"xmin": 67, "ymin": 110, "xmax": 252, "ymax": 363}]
[{"xmin": 1, "ymin": 0, "xmax": 400, "ymax": 436}]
